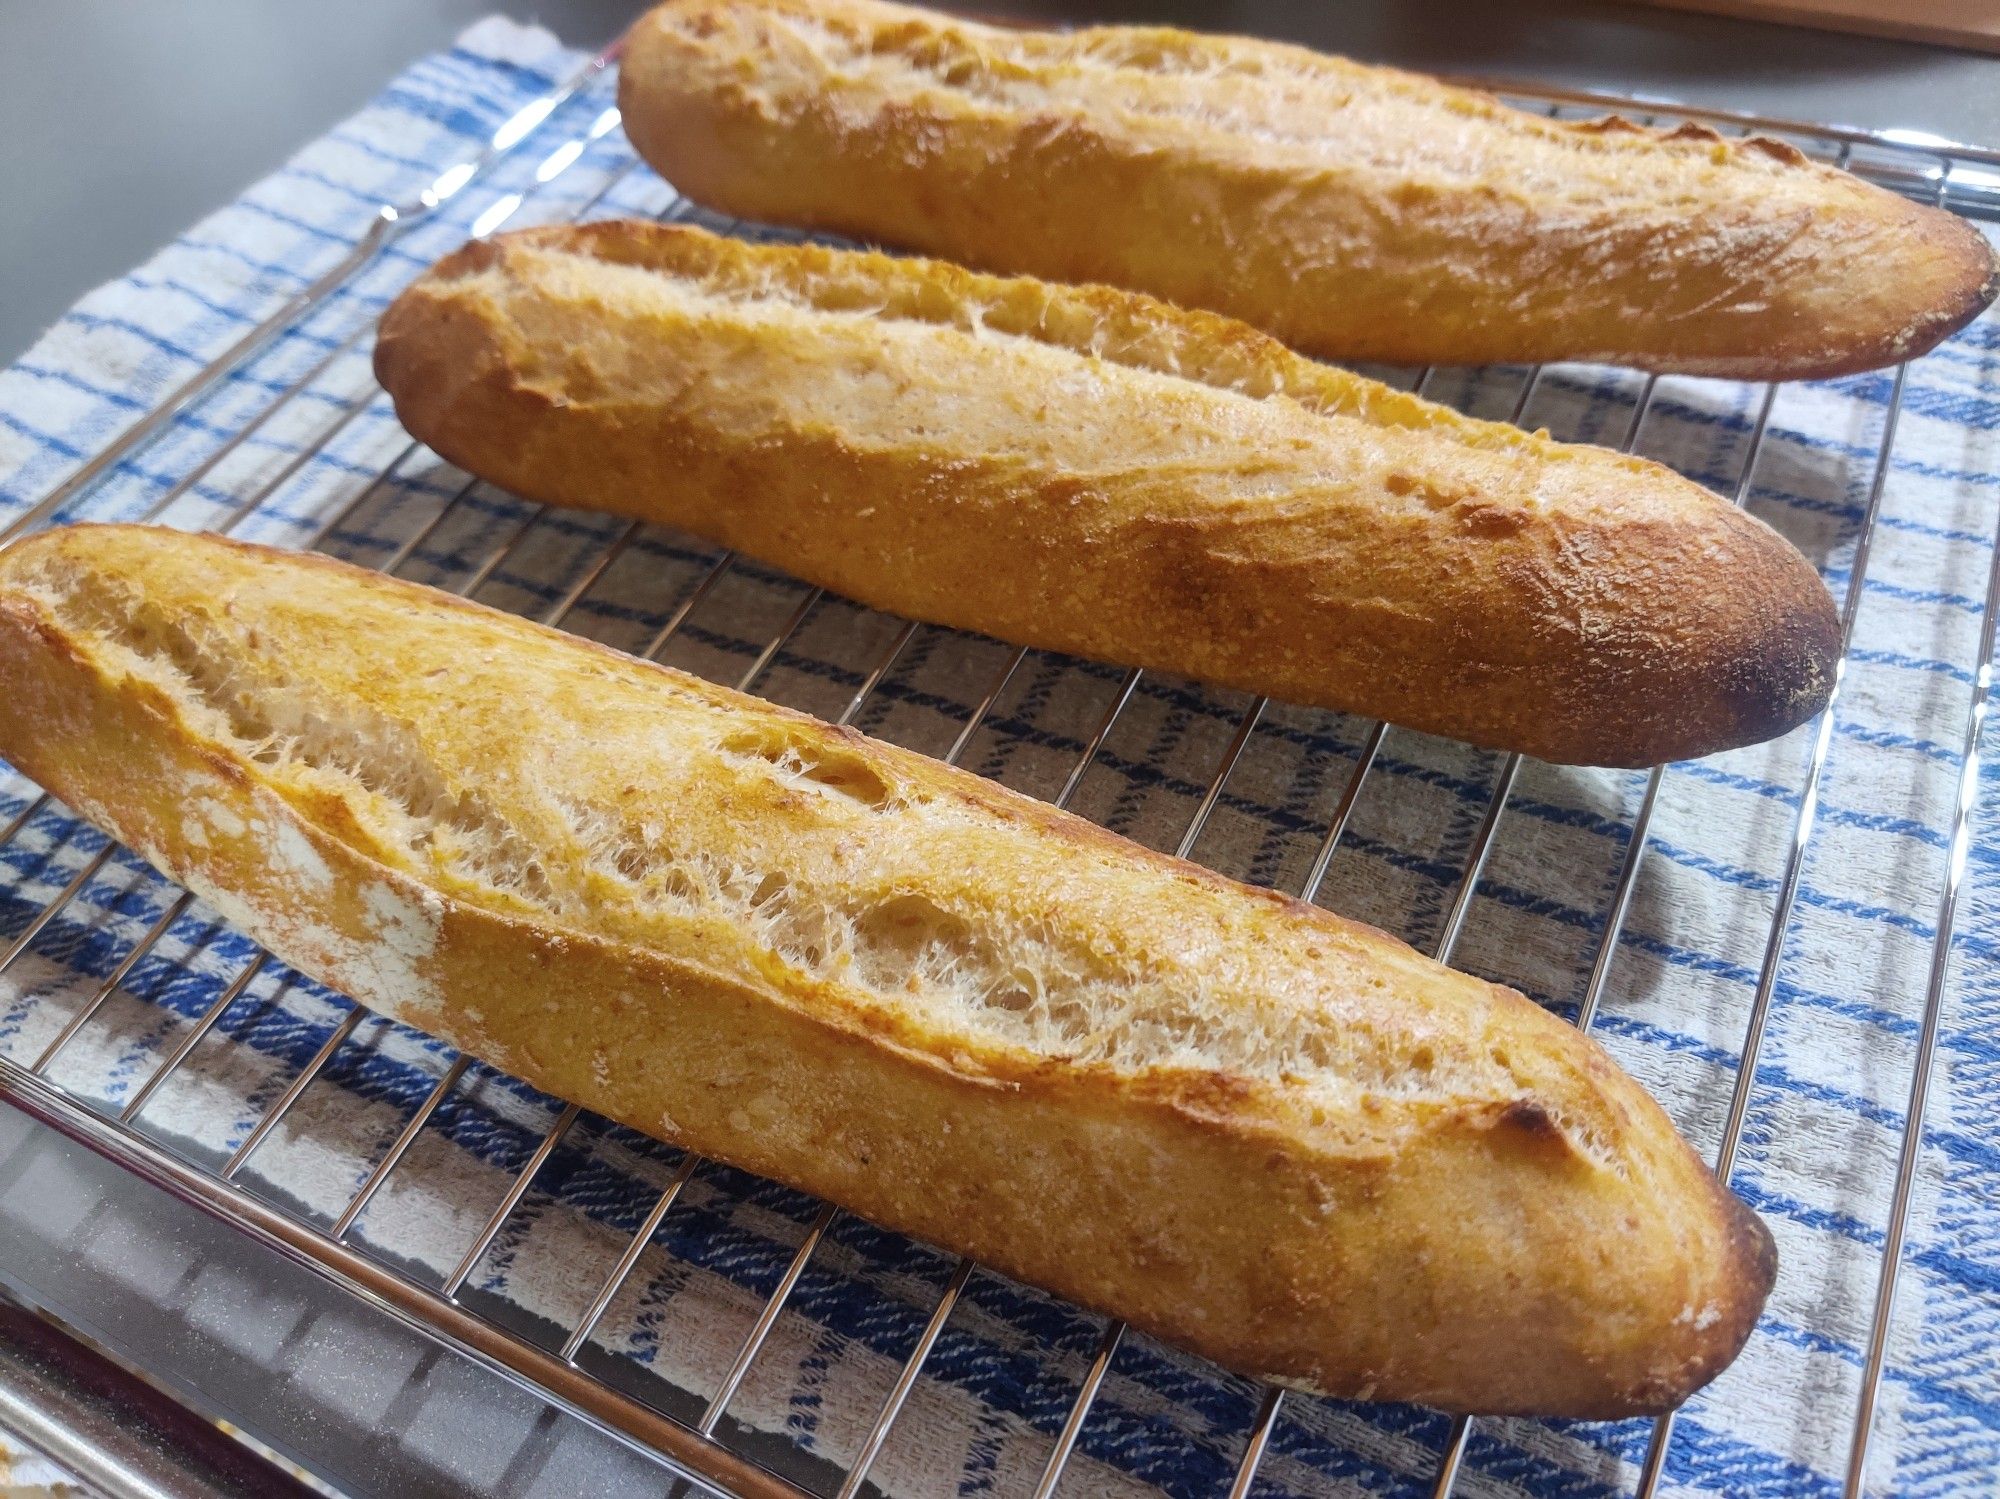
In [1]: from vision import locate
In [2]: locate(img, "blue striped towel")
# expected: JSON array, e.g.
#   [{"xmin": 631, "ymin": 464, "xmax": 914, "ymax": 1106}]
[{"xmin": 0, "ymin": 17, "xmax": 1995, "ymax": 1498}]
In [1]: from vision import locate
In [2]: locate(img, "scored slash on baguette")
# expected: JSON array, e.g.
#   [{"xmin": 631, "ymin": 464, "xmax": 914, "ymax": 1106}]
[
  {"xmin": 375, "ymin": 220, "xmax": 1839, "ymax": 768},
  {"xmin": 617, "ymin": 0, "xmax": 1998, "ymax": 379},
  {"xmin": 0, "ymin": 523, "xmax": 1774, "ymax": 1417}
]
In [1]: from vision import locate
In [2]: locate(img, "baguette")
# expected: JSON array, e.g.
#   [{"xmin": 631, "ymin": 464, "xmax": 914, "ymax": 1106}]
[
  {"xmin": 375, "ymin": 220, "xmax": 1839, "ymax": 768},
  {"xmin": 0, "ymin": 522, "xmax": 1774, "ymax": 1419},
  {"xmin": 617, "ymin": 0, "xmax": 1998, "ymax": 379}
]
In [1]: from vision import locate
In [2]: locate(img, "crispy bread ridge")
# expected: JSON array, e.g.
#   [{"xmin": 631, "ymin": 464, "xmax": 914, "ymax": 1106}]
[
  {"xmin": 0, "ymin": 522, "xmax": 1774, "ymax": 1417},
  {"xmin": 617, "ymin": 0, "xmax": 1997, "ymax": 378},
  {"xmin": 375, "ymin": 220, "xmax": 1839, "ymax": 766}
]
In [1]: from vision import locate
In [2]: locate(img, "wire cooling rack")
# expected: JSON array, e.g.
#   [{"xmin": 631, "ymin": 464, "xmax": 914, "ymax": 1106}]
[{"xmin": 0, "ymin": 32, "xmax": 1997, "ymax": 1499}]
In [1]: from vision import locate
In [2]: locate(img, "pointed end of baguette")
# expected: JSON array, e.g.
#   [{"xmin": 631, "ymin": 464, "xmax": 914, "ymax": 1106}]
[
  {"xmin": 1901, "ymin": 207, "xmax": 2000, "ymax": 364},
  {"xmin": 1631, "ymin": 1183, "xmax": 1780, "ymax": 1419},
  {"xmin": 1808, "ymin": 199, "xmax": 1999, "ymax": 380},
  {"xmin": 1703, "ymin": 542, "xmax": 1843, "ymax": 758}
]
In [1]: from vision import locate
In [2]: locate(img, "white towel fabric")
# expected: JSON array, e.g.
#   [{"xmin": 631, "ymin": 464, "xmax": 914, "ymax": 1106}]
[{"xmin": 0, "ymin": 17, "xmax": 1995, "ymax": 1498}]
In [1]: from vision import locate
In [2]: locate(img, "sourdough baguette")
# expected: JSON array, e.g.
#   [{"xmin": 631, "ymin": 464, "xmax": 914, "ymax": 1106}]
[
  {"xmin": 376, "ymin": 220, "xmax": 1839, "ymax": 768},
  {"xmin": 617, "ymin": 0, "xmax": 1997, "ymax": 379},
  {"xmin": 0, "ymin": 523, "xmax": 1773, "ymax": 1418}
]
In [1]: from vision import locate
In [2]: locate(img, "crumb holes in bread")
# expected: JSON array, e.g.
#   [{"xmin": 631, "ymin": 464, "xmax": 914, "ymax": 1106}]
[
  {"xmin": 24, "ymin": 545, "xmax": 1622, "ymax": 1167},
  {"xmin": 33, "ymin": 561, "xmax": 558, "ymax": 910},
  {"xmin": 719, "ymin": 728, "xmax": 894, "ymax": 809},
  {"xmin": 557, "ymin": 796, "xmax": 702, "ymax": 906},
  {"xmin": 849, "ymin": 893, "xmax": 972, "ymax": 993},
  {"xmin": 981, "ymin": 975, "xmax": 1038, "ymax": 1012}
]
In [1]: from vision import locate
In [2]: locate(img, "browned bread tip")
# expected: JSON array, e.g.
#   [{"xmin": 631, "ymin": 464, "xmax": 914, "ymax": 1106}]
[
  {"xmin": 0, "ymin": 522, "xmax": 1775, "ymax": 1418},
  {"xmin": 617, "ymin": 0, "xmax": 1997, "ymax": 378},
  {"xmin": 375, "ymin": 220, "xmax": 1840, "ymax": 767}
]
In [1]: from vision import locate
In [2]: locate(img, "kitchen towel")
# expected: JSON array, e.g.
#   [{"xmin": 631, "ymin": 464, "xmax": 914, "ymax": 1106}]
[
  {"xmin": 0, "ymin": 16, "xmax": 1995, "ymax": 1499},
  {"xmin": 0, "ymin": 1430, "xmax": 83, "ymax": 1497}
]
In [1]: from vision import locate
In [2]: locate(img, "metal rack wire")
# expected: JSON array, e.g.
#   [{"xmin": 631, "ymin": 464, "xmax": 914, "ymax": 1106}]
[{"xmin": 0, "ymin": 37, "xmax": 1994, "ymax": 1499}]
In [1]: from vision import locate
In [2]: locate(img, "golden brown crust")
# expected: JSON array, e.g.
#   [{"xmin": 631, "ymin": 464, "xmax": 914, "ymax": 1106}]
[
  {"xmin": 375, "ymin": 220, "xmax": 1838, "ymax": 767},
  {"xmin": 616, "ymin": 0, "xmax": 1997, "ymax": 378},
  {"xmin": 0, "ymin": 522, "xmax": 1773, "ymax": 1417}
]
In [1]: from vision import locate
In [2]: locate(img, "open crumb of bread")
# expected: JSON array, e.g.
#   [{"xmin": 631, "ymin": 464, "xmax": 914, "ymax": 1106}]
[{"xmin": 0, "ymin": 523, "xmax": 1777, "ymax": 1417}]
